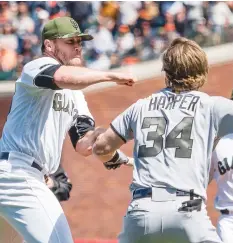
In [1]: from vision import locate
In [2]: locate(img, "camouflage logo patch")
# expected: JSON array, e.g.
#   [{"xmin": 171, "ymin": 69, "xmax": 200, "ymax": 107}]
[{"xmin": 70, "ymin": 19, "xmax": 80, "ymax": 31}]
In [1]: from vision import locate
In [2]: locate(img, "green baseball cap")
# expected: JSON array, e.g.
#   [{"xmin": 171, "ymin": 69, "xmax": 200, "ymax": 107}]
[{"xmin": 42, "ymin": 17, "xmax": 93, "ymax": 42}]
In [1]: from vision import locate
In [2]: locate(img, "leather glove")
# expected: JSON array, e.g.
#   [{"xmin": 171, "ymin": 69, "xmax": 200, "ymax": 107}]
[{"xmin": 103, "ymin": 150, "xmax": 129, "ymax": 170}]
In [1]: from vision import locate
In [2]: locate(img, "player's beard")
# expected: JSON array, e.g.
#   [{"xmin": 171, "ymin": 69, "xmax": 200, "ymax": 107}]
[{"xmin": 54, "ymin": 48, "xmax": 83, "ymax": 67}]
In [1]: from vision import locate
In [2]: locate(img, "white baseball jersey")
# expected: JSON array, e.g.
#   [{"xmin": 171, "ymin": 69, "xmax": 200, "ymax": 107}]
[
  {"xmin": 0, "ymin": 57, "xmax": 92, "ymax": 174},
  {"xmin": 211, "ymin": 133, "xmax": 233, "ymax": 211},
  {"xmin": 111, "ymin": 88, "xmax": 233, "ymax": 200}
]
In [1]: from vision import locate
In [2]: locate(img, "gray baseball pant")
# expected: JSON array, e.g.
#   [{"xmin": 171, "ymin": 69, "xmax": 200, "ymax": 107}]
[{"xmin": 118, "ymin": 187, "xmax": 222, "ymax": 243}]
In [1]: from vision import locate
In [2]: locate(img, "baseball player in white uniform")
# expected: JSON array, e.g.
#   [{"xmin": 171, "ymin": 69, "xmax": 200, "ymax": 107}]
[
  {"xmin": 209, "ymin": 95, "xmax": 233, "ymax": 243},
  {"xmin": 0, "ymin": 17, "xmax": 135, "ymax": 243},
  {"xmin": 92, "ymin": 37, "xmax": 233, "ymax": 243},
  {"xmin": 0, "ymin": 164, "xmax": 72, "ymax": 243},
  {"xmin": 210, "ymin": 133, "xmax": 233, "ymax": 243}
]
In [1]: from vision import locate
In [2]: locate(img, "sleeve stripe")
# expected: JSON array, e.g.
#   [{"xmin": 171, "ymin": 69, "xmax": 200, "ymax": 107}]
[
  {"xmin": 33, "ymin": 63, "xmax": 53, "ymax": 87},
  {"xmin": 33, "ymin": 64, "xmax": 62, "ymax": 90},
  {"xmin": 110, "ymin": 123, "xmax": 127, "ymax": 143}
]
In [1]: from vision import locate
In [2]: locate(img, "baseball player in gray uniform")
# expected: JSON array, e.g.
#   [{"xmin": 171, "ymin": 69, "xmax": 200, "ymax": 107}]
[
  {"xmin": 0, "ymin": 17, "xmax": 135, "ymax": 243},
  {"xmin": 92, "ymin": 37, "xmax": 233, "ymax": 243}
]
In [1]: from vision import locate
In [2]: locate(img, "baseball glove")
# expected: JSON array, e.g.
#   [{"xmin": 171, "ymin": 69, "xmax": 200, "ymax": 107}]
[{"xmin": 103, "ymin": 150, "xmax": 131, "ymax": 170}]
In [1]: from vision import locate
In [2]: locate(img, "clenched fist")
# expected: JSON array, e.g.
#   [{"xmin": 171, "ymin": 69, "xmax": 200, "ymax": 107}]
[{"xmin": 110, "ymin": 72, "xmax": 137, "ymax": 86}]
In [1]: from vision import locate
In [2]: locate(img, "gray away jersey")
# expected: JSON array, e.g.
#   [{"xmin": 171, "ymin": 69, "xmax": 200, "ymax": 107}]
[
  {"xmin": 0, "ymin": 57, "xmax": 92, "ymax": 174},
  {"xmin": 111, "ymin": 88, "xmax": 233, "ymax": 200}
]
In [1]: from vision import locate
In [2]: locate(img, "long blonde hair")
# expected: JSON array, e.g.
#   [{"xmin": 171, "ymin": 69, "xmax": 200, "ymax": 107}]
[{"xmin": 162, "ymin": 37, "xmax": 208, "ymax": 93}]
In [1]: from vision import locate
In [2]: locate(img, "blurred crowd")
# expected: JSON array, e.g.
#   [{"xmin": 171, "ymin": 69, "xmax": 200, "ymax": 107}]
[{"xmin": 1, "ymin": 1, "xmax": 233, "ymax": 80}]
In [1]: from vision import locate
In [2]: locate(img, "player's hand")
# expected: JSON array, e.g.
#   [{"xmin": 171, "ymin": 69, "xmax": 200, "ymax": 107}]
[{"xmin": 111, "ymin": 73, "xmax": 136, "ymax": 86}]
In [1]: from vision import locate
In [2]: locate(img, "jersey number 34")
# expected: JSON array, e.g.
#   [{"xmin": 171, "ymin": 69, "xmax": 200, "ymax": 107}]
[{"xmin": 138, "ymin": 117, "xmax": 194, "ymax": 159}]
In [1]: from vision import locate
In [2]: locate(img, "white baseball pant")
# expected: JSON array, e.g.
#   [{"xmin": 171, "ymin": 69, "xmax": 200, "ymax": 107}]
[
  {"xmin": 217, "ymin": 213, "xmax": 233, "ymax": 243},
  {"xmin": 0, "ymin": 152, "xmax": 74, "ymax": 243}
]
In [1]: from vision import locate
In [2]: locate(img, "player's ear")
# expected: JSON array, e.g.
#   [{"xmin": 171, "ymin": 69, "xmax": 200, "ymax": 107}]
[{"xmin": 44, "ymin": 39, "xmax": 55, "ymax": 53}]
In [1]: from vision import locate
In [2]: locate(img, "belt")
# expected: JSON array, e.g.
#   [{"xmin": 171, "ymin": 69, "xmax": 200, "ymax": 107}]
[
  {"xmin": 133, "ymin": 187, "xmax": 202, "ymax": 212},
  {"xmin": 0, "ymin": 152, "xmax": 42, "ymax": 172},
  {"xmin": 133, "ymin": 187, "xmax": 200, "ymax": 200},
  {"xmin": 220, "ymin": 209, "xmax": 230, "ymax": 215}
]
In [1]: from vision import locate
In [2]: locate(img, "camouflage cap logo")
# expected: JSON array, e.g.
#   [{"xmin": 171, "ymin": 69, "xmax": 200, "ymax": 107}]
[{"xmin": 70, "ymin": 19, "xmax": 79, "ymax": 31}]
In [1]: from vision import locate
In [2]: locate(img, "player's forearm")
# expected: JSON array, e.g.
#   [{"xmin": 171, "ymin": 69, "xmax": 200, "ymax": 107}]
[{"xmin": 54, "ymin": 66, "xmax": 117, "ymax": 90}]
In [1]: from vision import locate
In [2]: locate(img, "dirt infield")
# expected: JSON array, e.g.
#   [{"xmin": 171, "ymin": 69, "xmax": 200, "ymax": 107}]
[{"xmin": 0, "ymin": 61, "xmax": 232, "ymax": 240}]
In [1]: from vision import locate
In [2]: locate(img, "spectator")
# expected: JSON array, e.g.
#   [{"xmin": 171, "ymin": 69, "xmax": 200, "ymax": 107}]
[
  {"xmin": 159, "ymin": 1, "xmax": 175, "ymax": 16},
  {"xmin": 0, "ymin": 45, "xmax": 17, "ymax": 81},
  {"xmin": 19, "ymin": 38, "xmax": 35, "ymax": 66},
  {"xmin": 137, "ymin": 21, "xmax": 156, "ymax": 61},
  {"xmin": 184, "ymin": 1, "xmax": 205, "ymax": 35},
  {"xmin": 210, "ymin": 1, "xmax": 233, "ymax": 27},
  {"xmin": 0, "ymin": 2, "xmax": 12, "ymax": 25},
  {"xmin": 153, "ymin": 27, "xmax": 168, "ymax": 57},
  {"xmin": 174, "ymin": 10, "xmax": 187, "ymax": 37},
  {"xmin": 119, "ymin": 1, "xmax": 141, "ymax": 26},
  {"xmin": 202, "ymin": 1, "xmax": 211, "ymax": 25},
  {"xmin": 116, "ymin": 24, "xmax": 135, "ymax": 58},
  {"xmin": 99, "ymin": 1, "xmax": 119, "ymax": 22},
  {"xmin": 47, "ymin": 1, "xmax": 67, "ymax": 19},
  {"xmin": 13, "ymin": 2, "xmax": 35, "ymax": 36},
  {"xmin": 33, "ymin": 5, "xmax": 49, "ymax": 37},
  {"xmin": 0, "ymin": 0, "xmax": 233, "ymax": 80},
  {"xmin": 191, "ymin": 18, "xmax": 212, "ymax": 47},
  {"xmin": 164, "ymin": 12, "xmax": 180, "ymax": 42},
  {"xmin": 66, "ymin": 1, "xmax": 93, "ymax": 31},
  {"xmin": 91, "ymin": 20, "xmax": 116, "ymax": 54},
  {"xmin": 209, "ymin": 1, "xmax": 233, "ymax": 44},
  {"xmin": 0, "ymin": 21, "xmax": 18, "ymax": 51}
]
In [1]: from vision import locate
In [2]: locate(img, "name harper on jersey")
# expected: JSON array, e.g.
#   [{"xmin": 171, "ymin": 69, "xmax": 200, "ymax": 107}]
[
  {"xmin": 218, "ymin": 157, "xmax": 233, "ymax": 175},
  {"xmin": 52, "ymin": 93, "xmax": 78, "ymax": 120},
  {"xmin": 148, "ymin": 94, "xmax": 200, "ymax": 111}
]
